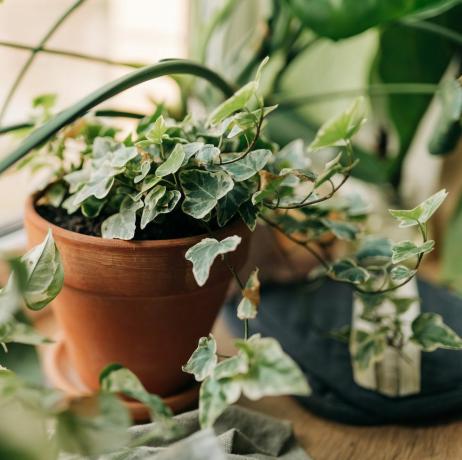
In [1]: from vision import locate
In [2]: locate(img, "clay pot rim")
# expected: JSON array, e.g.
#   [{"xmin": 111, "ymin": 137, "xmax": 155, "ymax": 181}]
[{"xmin": 25, "ymin": 194, "xmax": 246, "ymax": 249}]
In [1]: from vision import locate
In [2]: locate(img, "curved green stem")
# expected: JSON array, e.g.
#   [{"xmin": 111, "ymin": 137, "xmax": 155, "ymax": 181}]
[
  {"xmin": 0, "ymin": 0, "xmax": 87, "ymax": 123},
  {"xmin": 275, "ymin": 83, "xmax": 439, "ymax": 110},
  {"xmin": 0, "ymin": 40, "xmax": 146, "ymax": 69},
  {"xmin": 402, "ymin": 20, "xmax": 462, "ymax": 47},
  {"xmin": 0, "ymin": 59, "xmax": 235, "ymax": 174}
]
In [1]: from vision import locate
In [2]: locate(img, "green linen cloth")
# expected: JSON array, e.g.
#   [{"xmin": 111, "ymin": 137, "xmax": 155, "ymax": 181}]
[{"xmin": 80, "ymin": 405, "xmax": 311, "ymax": 460}]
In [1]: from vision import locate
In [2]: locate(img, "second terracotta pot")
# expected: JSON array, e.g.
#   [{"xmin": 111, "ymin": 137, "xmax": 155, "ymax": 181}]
[{"xmin": 24, "ymin": 197, "xmax": 251, "ymax": 396}]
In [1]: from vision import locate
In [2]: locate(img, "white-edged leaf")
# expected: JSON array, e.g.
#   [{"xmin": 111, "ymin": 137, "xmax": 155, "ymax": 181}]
[
  {"xmin": 185, "ymin": 236, "xmax": 241, "ymax": 286},
  {"xmin": 237, "ymin": 269, "xmax": 260, "ymax": 320},
  {"xmin": 180, "ymin": 169, "xmax": 234, "ymax": 219},
  {"xmin": 182, "ymin": 335, "xmax": 218, "ymax": 382},
  {"xmin": 156, "ymin": 144, "xmax": 185, "ymax": 177},
  {"xmin": 221, "ymin": 149, "xmax": 271, "ymax": 182},
  {"xmin": 389, "ymin": 189, "xmax": 448, "ymax": 227},
  {"xmin": 309, "ymin": 97, "xmax": 366, "ymax": 151},
  {"xmin": 146, "ymin": 115, "xmax": 167, "ymax": 144},
  {"xmin": 391, "ymin": 240, "xmax": 435, "ymax": 264}
]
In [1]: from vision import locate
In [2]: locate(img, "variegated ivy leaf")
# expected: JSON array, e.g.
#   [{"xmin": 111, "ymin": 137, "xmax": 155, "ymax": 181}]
[
  {"xmin": 390, "ymin": 265, "xmax": 415, "ymax": 281},
  {"xmin": 156, "ymin": 144, "xmax": 185, "ymax": 177},
  {"xmin": 237, "ymin": 269, "xmax": 260, "ymax": 320},
  {"xmin": 227, "ymin": 105, "xmax": 278, "ymax": 138},
  {"xmin": 234, "ymin": 334, "xmax": 310, "ymax": 400},
  {"xmin": 221, "ymin": 149, "xmax": 271, "ymax": 182},
  {"xmin": 146, "ymin": 115, "xmax": 167, "ymax": 144},
  {"xmin": 196, "ymin": 144, "xmax": 220, "ymax": 165},
  {"xmin": 180, "ymin": 169, "xmax": 234, "ymax": 219},
  {"xmin": 252, "ymin": 171, "xmax": 286, "ymax": 205},
  {"xmin": 63, "ymin": 167, "xmax": 92, "ymax": 193},
  {"xmin": 389, "ymin": 189, "xmax": 448, "ymax": 228},
  {"xmin": 352, "ymin": 329, "xmax": 387, "ymax": 370},
  {"xmin": 390, "ymin": 297, "xmax": 416, "ymax": 315},
  {"xmin": 207, "ymin": 58, "xmax": 268, "ymax": 126},
  {"xmin": 42, "ymin": 182, "xmax": 66, "ymax": 207},
  {"xmin": 356, "ymin": 237, "xmax": 392, "ymax": 266},
  {"xmin": 314, "ymin": 152, "xmax": 344, "ymax": 188},
  {"xmin": 20, "ymin": 229, "xmax": 64, "ymax": 311},
  {"xmin": 185, "ymin": 236, "xmax": 242, "ymax": 287},
  {"xmin": 238, "ymin": 201, "xmax": 259, "ymax": 231},
  {"xmin": 0, "ymin": 320, "xmax": 51, "ymax": 348},
  {"xmin": 182, "ymin": 142, "xmax": 204, "ymax": 164},
  {"xmin": 330, "ymin": 259, "xmax": 369, "ymax": 284},
  {"xmin": 56, "ymin": 393, "xmax": 131, "ymax": 456},
  {"xmin": 93, "ymin": 136, "xmax": 116, "ymax": 158},
  {"xmin": 182, "ymin": 334, "xmax": 218, "ymax": 382},
  {"xmin": 140, "ymin": 174, "xmax": 162, "ymax": 193},
  {"xmin": 99, "ymin": 364, "xmax": 176, "ymax": 434},
  {"xmin": 308, "ymin": 97, "xmax": 366, "ymax": 151},
  {"xmin": 216, "ymin": 181, "xmax": 254, "ymax": 227},
  {"xmin": 411, "ymin": 313, "xmax": 462, "ymax": 352},
  {"xmin": 101, "ymin": 198, "xmax": 143, "ymax": 240},
  {"xmin": 391, "ymin": 240, "xmax": 435, "ymax": 264},
  {"xmin": 199, "ymin": 376, "xmax": 241, "ymax": 428},
  {"xmin": 321, "ymin": 219, "xmax": 358, "ymax": 241},
  {"xmin": 110, "ymin": 145, "xmax": 138, "ymax": 168},
  {"xmin": 141, "ymin": 187, "xmax": 181, "ymax": 229},
  {"xmin": 134, "ymin": 159, "xmax": 151, "ymax": 183},
  {"xmin": 81, "ymin": 196, "xmax": 106, "ymax": 218},
  {"xmin": 213, "ymin": 353, "xmax": 249, "ymax": 380}
]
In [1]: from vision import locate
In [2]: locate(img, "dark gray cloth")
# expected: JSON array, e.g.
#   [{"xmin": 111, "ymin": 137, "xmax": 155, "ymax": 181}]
[{"xmin": 223, "ymin": 278, "xmax": 462, "ymax": 425}]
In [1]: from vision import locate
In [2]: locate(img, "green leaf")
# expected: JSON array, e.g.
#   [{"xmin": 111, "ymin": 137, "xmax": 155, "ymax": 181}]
[
  {"xmin": 356, "ymin": 237, "xmax": 392, "ymax": 266},
  {"xmin": 81, "ymin": 196, "xmax": 106, "ymax": 218},
  {"xmin": 141, "ymin": 187, "xmax": 181, "ymax": 229},
  {"xmin": 274, "ymin": 139, "xmax": 311, "ymax": 171},
  {"xmin": 196, "ymin": 144, "xmax": 220, "ymax": 165},
  {"xmin": 182, "ymin": 335, "xmax": 218, "ymax": 382},
  {"xmin": 429, "ymin": 79, "xmax": 462, "ymax": 155},
  {"xmin": 146, "ymin": 115, "xmax": 167, "ymax": 144},
  {"xmin": 63, "ymin": 167, "xmax": 91, "ymax": 194},
  {"xmin": 180, "ymin": 169, "xmax": 234, "ymax": 219},
  {"xmin": 0, "ymin": 320, "xmax": 51, "ymax": 347},
  {"xmin": 352, "ymin": 329, "xmax": 387, "ymax": 370},
  {"xmin": 111, "ymin": 146, "xmax": 138, "ymax": 168},
  {"xmin": 134, "ymin": 159, "xmax": 151, "ymax": 183},
  {"xmin": 43, "ymin": 182, "xmax": 66, "ymax": 207},
  {"xmin": 185, "ymin": 236, "xmax": 241, "ymax": 287},
  {"xmin": 101, "ymin": 199, "xmax": 143, "ymax": 240},
  {"xmin": 389, "ymin": 189, "xmax": 448, "ymax": 227},
  {"xmin": 390, "ymin": 265, "xmax": 415, "ymax": 281},
  {"xmin": 56, "ymin": 393, "xmax": 131, "ymax": 456},
  {"xmin": 208, "ymin": 82, "xmax": 258, "ymax": 126},
  {"xmin": 140, "ymin": 174, "xmax": 162, "ymax": 193},
  {"xmin": 308, "ymin": 97, "xmax": 366, "ymax": 152},
  {"xmin": 286, "ymin": 0, "xmax": 457, "ymax": 39},
  {"xmin": 411, "ymin": 312, "xmax": 462, "ymax": 351},
  {"xmin": 100, "ymin": 365, "xmax": 175, "ymax": 428},
  {"xmin": 198, "ymin": 376, "xmax": 241, "ymax": 428},
  {"xmin": 238, "ymin": 201, "xmax": 259, "ymax": 231},
  {"xmin": 183, "ymin": 142, "xmax": 205, "ymax": 164},
  {"xmin": 156, "ymin": 144, "xmax": 185, "ymax": 177},
  {"xmin": 390, "ymin": 297, "xmax": 417, "ymax": 315},
  {"xmin": 20, "ymin": 230, "xmax": 64, "ymax": 311},
  {"xmin": 321, "ymin": 219, "xmax": 359, "ymax": 241},
  {"xmin": 314, "ymin": 152, "xmax": 344, "ymax": 188},
  {"xmin": 331, "ymin": 259, "xmax": 370, "ymax": 284},
  {"xmin": 235, "ymin": 335, "xmax": 310, "ymax": 400},
  {"xmin": 237, "ymin": 269, "xmax": 260, "ymax": 320},
  {"xmin": 391, "ymin": 240, "xmax": 435, "ymax": 263},
  {"xmin": 216, "ymin": 181, "xmax": 254, "ymax": 227},
  {"xmin": 212, "ymin": 353, "xmax": 249, "ymax": 380},
  {"xmin": 221, "ymin": 149, "xmax": 271, "ymax": 182}
]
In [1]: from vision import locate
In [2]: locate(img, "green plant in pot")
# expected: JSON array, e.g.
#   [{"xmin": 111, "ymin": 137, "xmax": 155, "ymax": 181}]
[{"xmin": 1, "ymin": 57, "xmax": 460, "ymax": 427}]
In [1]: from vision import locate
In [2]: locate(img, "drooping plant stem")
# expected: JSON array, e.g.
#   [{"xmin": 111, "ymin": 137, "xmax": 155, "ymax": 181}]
[
  {"xmin": 0, "ymin": 59, "xmax": 235, "ymax": 174},
  {"xmin": 0, "ymin": 40, "xmax": 147, "ymax": 69},
  {"xmin": 0, "ymin": 0, "xmax": 87, "ymax": 123},
  {"xmin": 402, "ymin": 20, "xmax": 462, "ymax": 47}
]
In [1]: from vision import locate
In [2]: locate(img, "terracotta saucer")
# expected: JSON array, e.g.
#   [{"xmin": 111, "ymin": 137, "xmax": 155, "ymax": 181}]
[{"xmin": 42, "ymin": 339, "xmax": 199, "ymax": 422}]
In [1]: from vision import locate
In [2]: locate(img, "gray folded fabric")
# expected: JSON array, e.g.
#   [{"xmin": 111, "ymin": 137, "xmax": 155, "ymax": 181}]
[{"xmin": 122, "ymin": 405, "xmax": 310, "ymax": 460}]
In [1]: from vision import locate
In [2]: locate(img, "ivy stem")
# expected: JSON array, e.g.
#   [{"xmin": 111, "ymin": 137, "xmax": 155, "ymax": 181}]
[
  {"xmin": 0, "ymin": 40, "xmax": 147, "ymax": 69},
  {"xmin": 0, "ymin": 0, "xmax": 87, "ymax": 123}
]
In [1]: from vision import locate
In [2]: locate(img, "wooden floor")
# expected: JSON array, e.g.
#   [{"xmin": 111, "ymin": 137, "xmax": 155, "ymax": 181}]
[{"xmin": 213, "ymin": 317, "xmax": 462, "ymax": 460}]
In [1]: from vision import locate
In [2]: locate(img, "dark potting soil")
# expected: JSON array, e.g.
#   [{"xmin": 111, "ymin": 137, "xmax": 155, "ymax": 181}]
[{"xmin": 36, "ymin": 204, "xmax": 219, "ymax": 240}]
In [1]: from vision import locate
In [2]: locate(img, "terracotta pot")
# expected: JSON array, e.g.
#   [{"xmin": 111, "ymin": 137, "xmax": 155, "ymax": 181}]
[{"xmin": 24, "ymin": 197, "xmax": 251, "ymax": 396}]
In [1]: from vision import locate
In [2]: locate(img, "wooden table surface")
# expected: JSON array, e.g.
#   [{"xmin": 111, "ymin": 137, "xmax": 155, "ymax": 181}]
[{"xmin": 213, "ymin": 317, "xmax": 462, "ymax": 460}]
